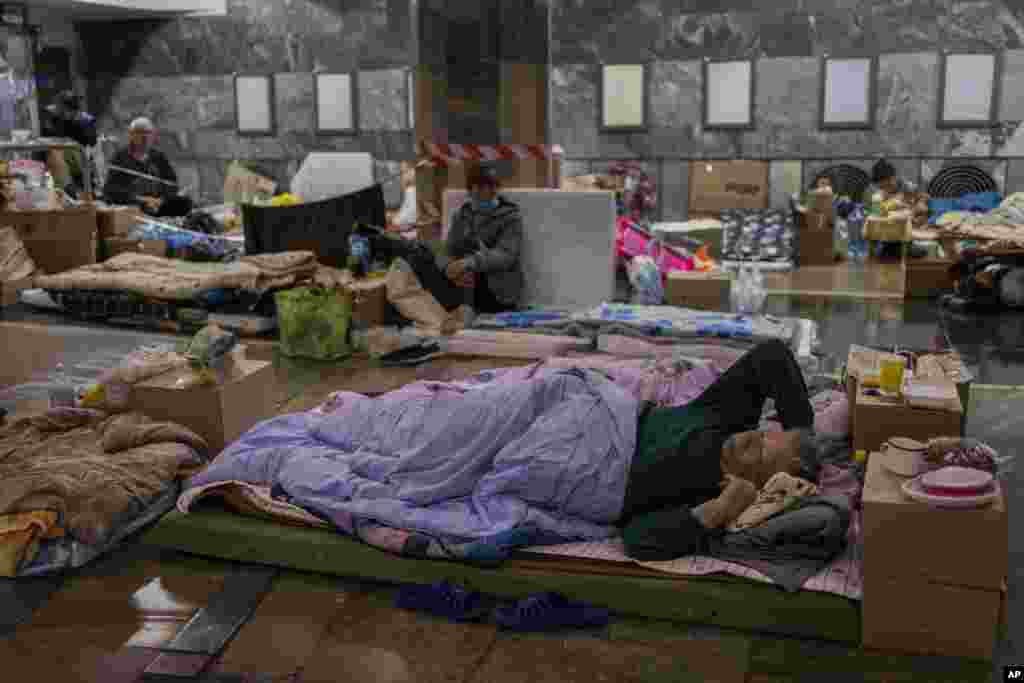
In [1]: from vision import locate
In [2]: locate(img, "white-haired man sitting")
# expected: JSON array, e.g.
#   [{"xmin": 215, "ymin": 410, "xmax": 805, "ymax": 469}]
[{"xmin": 103, "ymin": 117, "xmax": 193, "ymax": 217}]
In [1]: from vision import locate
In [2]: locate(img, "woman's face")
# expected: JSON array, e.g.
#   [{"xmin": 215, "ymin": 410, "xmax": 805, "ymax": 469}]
[
  {"xmin": 721, "ymin": 430, "xmax": 803, "ymax": 488},
  {"xmin": 471, "ymin": 184, "xmax": 498, "ymax": 202}
]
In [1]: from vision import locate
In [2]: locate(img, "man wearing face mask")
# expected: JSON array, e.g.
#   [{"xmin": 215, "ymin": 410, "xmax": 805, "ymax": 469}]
[
  {"xmin": 442, "ymin": 164, "xmax": 524, "ymax": 313},
  {"xmin": 103, "ymin": 117, "xmax": 193, "ymax": 217}
]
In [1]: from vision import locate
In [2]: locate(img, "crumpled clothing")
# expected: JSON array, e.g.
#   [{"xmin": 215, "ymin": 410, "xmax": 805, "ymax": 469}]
[
  {"xmin": 0, "ymin": 510, "xmax": 63, "ymax": 577},
  {"xmin": 100, "ymin": 346, "xmax": 188, "ymax": 386},
  {"xmin": 728, "ymin": 472, "xmax": 818, "ymax": 532},
  {"xmin": 184, "ymin": 323, "xmax": 238, "ymax": 367},
  {"xmin": 708, "ymin": 494, "xmax": 851, "ymax": 592}
]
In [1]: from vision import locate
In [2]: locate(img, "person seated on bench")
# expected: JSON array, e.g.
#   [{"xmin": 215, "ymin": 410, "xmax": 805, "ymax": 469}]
[
  {"xmin": 620, "ymin": 339, "xmax": 820, "ymax": 560},
  {"xmin": 103, "ymin": 117, "xmax": 193, "ymax": 218},
  {"xmin": 442, "ymin": 164, "xmax": 524, "ymax": 313}
]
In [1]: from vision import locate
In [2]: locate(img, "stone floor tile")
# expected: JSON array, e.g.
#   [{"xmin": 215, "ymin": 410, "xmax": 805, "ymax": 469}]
[
  {"xmin": 299, "ymin": 590, "xmax": 498, "ymax": 683},
  {"xmin": 469, "ymin": 630, "xmax": 748, "ymax": 683}
]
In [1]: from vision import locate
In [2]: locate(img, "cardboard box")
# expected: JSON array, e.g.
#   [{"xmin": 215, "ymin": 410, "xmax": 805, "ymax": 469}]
[
  {"xmin": 0, "ymin": 277, "xmax": 31, "ymax": 308},
  {"xmin": 845, "ymin": 345, "xmax": 915, "ymax": 434},
  {"xmin": 104, "ymin": 238, "xmax": 167, "ymax": 260},
  {"xmin": 853, "ymin": 388, "xmax": 962, "ymax": 453},
  {"xmin": 846, "ymin": 345, "xmax": 971, "ymax": 438},
  {"xmin": 905, "ymin": 258, "xmax": 954, "ymax": 298},
  {"xmin": 128, "ymin": 358, "xmax": 275, "ymax": 454},
  {"xmin": 665, "ymin": 271, "xmax": 730, "ymax": 311},
  {"xmin": 864, "ymin": 213, "xmax": 912, "ymax": 242},
  {"xmin": 688, "ymin": 160, "xmax": 769, "ymax": 216},
  {"xmin": 862, "ymin": 573, "xmax": 1004, "ymax": 660},
  {"xmin": 798, "ymin": 224, "xmax": 831, "ymax": 266},
  {"xmin": 0, "ymin": 206, "xmax": 97, "ymax": 274},
  {"xmin": 97, "ymin": 206, "xmax": 143, "ymax": 239},
  {"xmin": 862, "ymin": 454, "xmax": 1006, "ymax": 590}
]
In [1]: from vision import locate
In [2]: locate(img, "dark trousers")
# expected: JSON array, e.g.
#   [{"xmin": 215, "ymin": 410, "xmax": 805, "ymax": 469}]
[
  {"xmin": 473, "ymin": 273, "xmax": 516, "ymax": 314},
  {"xmin": 688, "ymin": 338, "xmax": 814, "ymax": 434},
  {"xmin": 152, "ymin": 195, "xmax": 193, "ymax": 218},
  {"xmin": 620, "ymin": 340, "xmax": 814, "ymax": 560}
]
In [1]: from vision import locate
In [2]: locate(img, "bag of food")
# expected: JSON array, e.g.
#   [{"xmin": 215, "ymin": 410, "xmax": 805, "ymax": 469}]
[{"xmin": 275, "ymin": 286, "xmax": 352, "ymax": 361}]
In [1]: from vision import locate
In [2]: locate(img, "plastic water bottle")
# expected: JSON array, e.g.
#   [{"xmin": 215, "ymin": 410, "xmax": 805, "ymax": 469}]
[
  {"xmin": 752, "ymin": 266, "xmax": 766, "ymax": 314},
  {"xmin": 733, "ymin": 266, "xmax": 751, "ymax": 314},
  {"xmin": 49, "ymin": 363, "xmax": 78, "ymax": 408}
]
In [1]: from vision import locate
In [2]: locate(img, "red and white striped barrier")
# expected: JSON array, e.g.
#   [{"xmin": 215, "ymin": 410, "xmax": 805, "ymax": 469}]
[{"xmin": 418, "ymin": 141, "xmax": 565, "ymax": 167}]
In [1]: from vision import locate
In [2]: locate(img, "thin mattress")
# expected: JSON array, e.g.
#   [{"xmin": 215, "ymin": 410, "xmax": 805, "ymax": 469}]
[{"xmin": 141, "ymin": 505, "xmax": 861, "ymax": 644}]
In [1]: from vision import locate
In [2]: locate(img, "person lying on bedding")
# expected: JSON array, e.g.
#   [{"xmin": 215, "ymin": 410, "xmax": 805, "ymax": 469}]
[{"xmin": 619, "ymin": 339, "xmax": 821, "ymax": 560}]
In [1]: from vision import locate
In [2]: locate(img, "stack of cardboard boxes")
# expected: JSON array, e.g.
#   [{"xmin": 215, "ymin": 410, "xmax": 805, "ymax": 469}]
[
  {"xmin": 862, "ymin": 455, "xmax": 1007, "ymax": 659},
  {"xmin": 847, "ymin": 346, "xmax": 1004, "ymax": 659},
  {"xmin": 797, "ymin": 189, "xmax": 835, "ymax": 267}
]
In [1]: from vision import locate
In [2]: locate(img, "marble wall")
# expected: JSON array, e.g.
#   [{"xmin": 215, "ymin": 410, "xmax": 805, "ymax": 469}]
[
  {"xmin": 77, "ymin": 0, "xmax": 415, "ymax": 205},
  {"xmin": 550, "ymin": 0, "xmax": 1024, "ymax": 219}
]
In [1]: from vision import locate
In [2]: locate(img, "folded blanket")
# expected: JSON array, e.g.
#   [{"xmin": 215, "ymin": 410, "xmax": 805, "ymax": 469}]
[
  {"xmin": 0, "ymin": 409, "xmax": 208, "ymax": 550},
  {"xmin": 35, "ymin": 250, "xmax": 318, "ymax": 301}
]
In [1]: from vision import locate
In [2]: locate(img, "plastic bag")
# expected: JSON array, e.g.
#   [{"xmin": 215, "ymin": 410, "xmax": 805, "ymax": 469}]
[
  {"xmin": 396, "ymin": 186, "xmax": 417, "ymax": 227},
  {"xmin": 627, "ymin": 255, "xmax": 664, "ymax": 305},
  {"xmin": 275, "ymin": 287, "xmax": 353, "ymax": 361}
]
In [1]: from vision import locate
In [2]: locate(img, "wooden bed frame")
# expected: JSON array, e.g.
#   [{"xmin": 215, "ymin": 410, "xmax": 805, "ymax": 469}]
[{"xmin": 141, "ymin": 504, "xmax": 861, "ymax": 644}]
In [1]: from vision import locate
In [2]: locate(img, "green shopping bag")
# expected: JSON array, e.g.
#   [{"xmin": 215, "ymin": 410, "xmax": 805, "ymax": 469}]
[{"xmin": 275, "ymin": 286, "xmax": 352, "ymax": 361}]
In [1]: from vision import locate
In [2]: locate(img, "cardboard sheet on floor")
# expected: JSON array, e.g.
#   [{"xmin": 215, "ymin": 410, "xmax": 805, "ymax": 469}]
[
  {"xmin": 445, "ymin": 330, "xmax": 592, "ymax": 359},
  {"xmin": 442, "ymin": 189, "xmax": 616, "ymax": 308}
]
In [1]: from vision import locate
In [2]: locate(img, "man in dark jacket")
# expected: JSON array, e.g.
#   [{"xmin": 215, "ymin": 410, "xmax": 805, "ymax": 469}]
[
  {"xmin": 103, "ymin": 117, "xmax": 192, "ymax": 217},
  {"xmin": 39, "ymin": 91, "xmax": 97, "ymax": 197},
  {"xmin": 441, "ymin": 165, "xmax": 524, "ymax": 313}
]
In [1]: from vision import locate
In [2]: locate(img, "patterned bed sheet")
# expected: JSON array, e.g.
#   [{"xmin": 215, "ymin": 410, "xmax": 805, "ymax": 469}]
[{"xmin": 519, "ymin": 478, "xmax": 864, "ymax": 602}]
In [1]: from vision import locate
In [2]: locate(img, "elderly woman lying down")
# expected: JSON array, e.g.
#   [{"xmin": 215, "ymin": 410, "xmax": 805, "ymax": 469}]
[{"xmin": 181, "ymin": 340, "xmax": 826, "ymax": 562}]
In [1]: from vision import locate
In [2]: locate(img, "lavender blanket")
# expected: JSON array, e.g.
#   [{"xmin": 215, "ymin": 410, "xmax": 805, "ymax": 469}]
[{"xmin": 180, "ymin": 370, "xmax": 639, "ymax": 560}]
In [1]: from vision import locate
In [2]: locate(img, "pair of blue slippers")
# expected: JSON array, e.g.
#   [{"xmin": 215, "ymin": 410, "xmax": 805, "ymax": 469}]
[{"xmin": 395, "ymin": 580, "xmax": 610, "ymax": 632}]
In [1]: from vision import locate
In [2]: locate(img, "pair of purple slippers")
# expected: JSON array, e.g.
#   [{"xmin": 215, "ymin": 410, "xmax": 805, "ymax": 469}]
[{"xmin": 395, "ymin": 580, "xmax": 610, "ymax": 632}]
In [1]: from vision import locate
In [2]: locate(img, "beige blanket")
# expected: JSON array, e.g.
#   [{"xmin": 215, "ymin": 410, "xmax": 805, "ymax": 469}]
[
  {"xmin": 0, "ymin": 410, "xmax": 208, "ymax": 546},
  {"xmin": 35, "ymin": 250, "xmax": 318, "ymax": 300}
]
